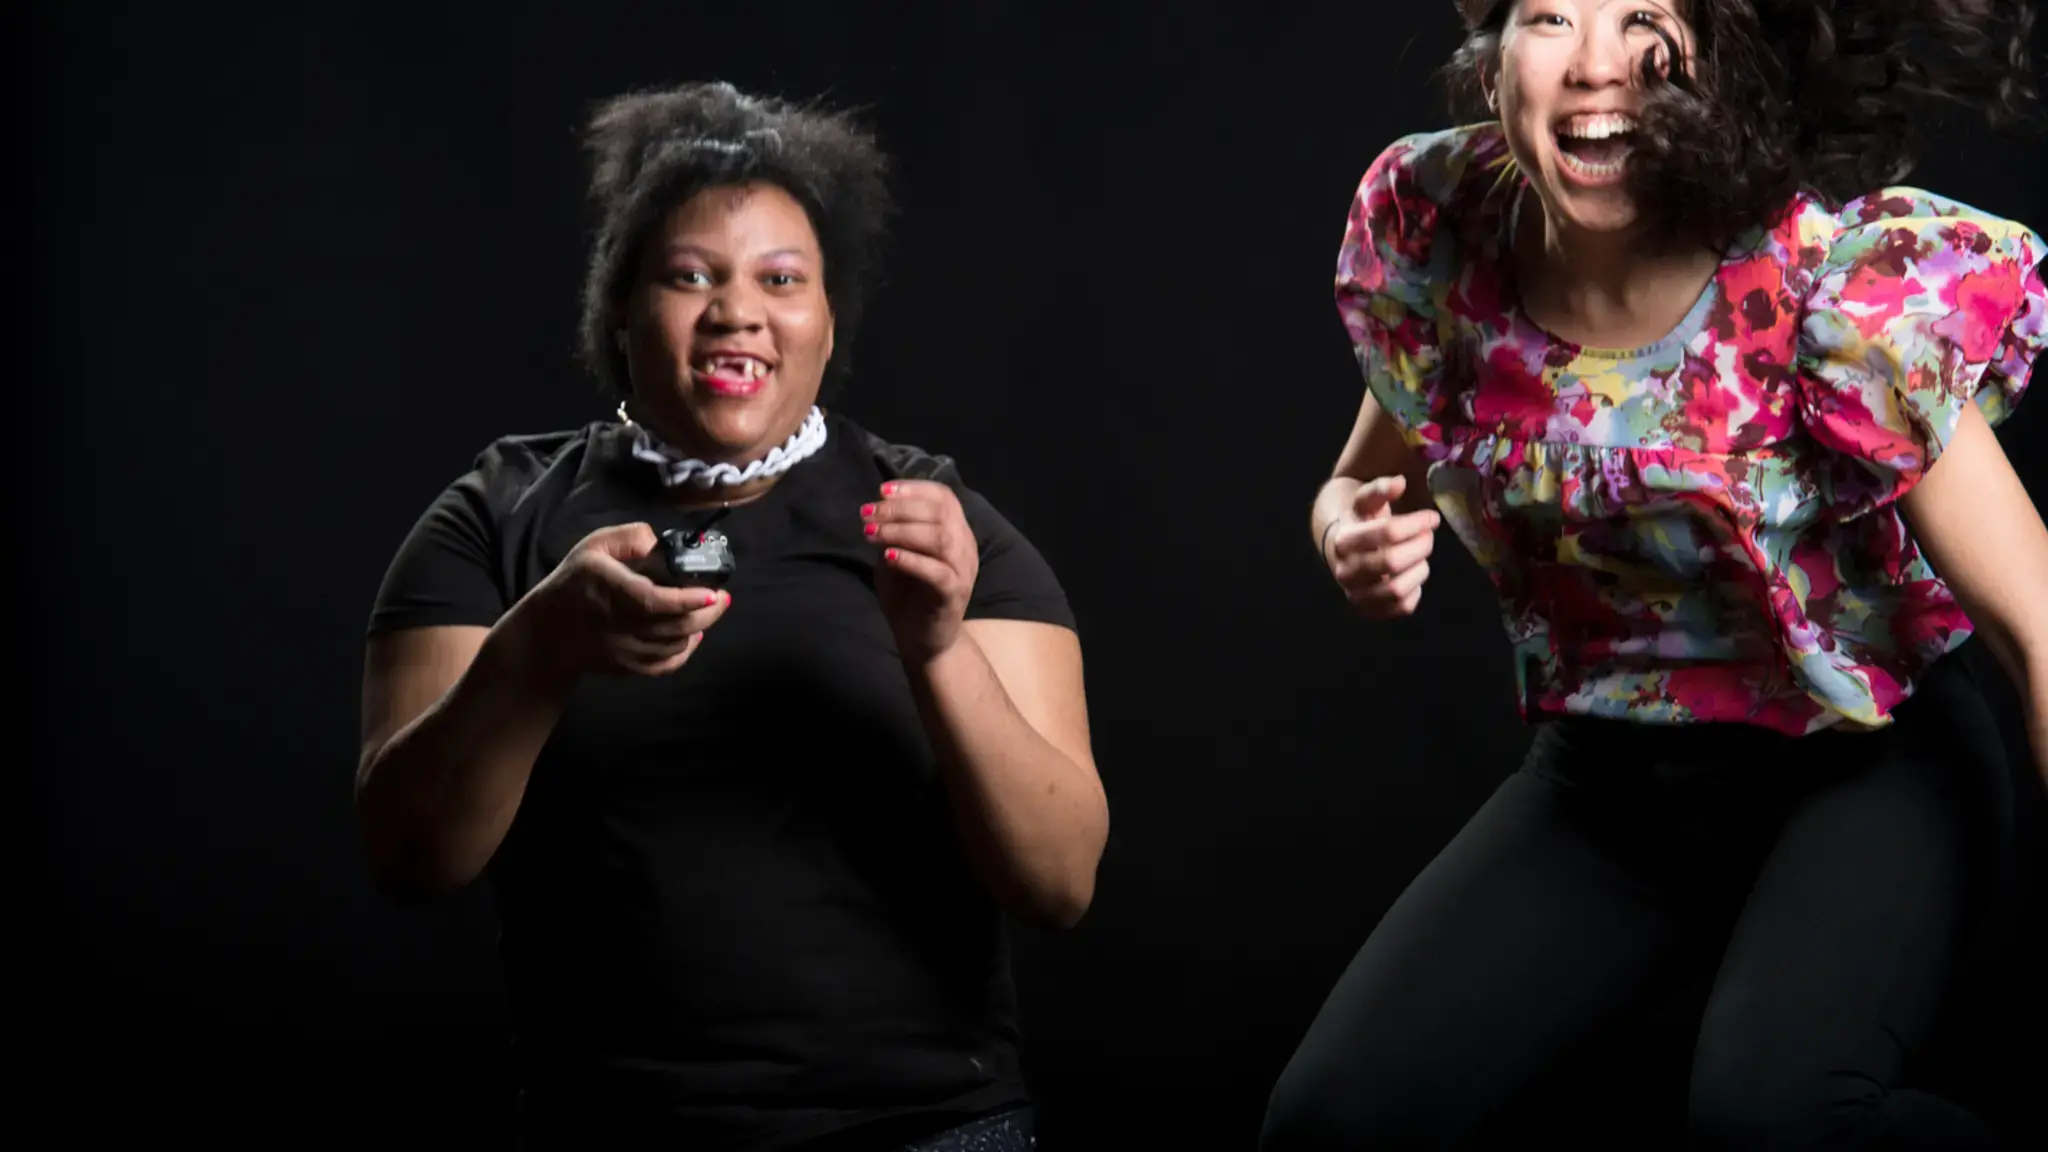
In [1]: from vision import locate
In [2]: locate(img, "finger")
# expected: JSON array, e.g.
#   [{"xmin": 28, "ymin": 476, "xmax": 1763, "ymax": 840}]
[
  {"xmin": 875, "ymin": 478, "xmax": 952, "ymax": 503},
  {"xmin": 639, "ymin": 633, "xmax": 704, "ymax": 676},
  {"xmin": 1342, "ymin": 529, "xmax": 1436, "ymax": 582},
  {"xmin": 579, "ymin": 521, "xmax": 660, "ymax": 562},
  {"xmin": 618, "ymin": 633, "xmax": 696, "ymax": 665},
  {"xmin": 622, "ymin": 582, "xmax": 727, "ymax": 621},
  {"xmin": 1351, "ymin": 557, "xmax": 1433, "ymax": 614},
  {"xmin": 1334, "ymin": 508, "xmax": 1441, "ymax": 558},
  {"xmin": 862, "ymin": 500, "xmax": 944, "ymax": 534},
  {"xmin": 629, "ymin": 589, "xmax": 733, "ymax": 639},
  {"xmin": 867, "ymin": 520, "xmax": 962, "ymax": 561},
  {"xmin": 1351, "ymin": 559, "xmax": 1431, "ymax": 608},
  {"xmin": 1350, "ymin": 474, "xmax": 1407, "ymax": 519},
  {"xmin": 1384, "ymin": 558, "xmax": 1431, "ymax": 602},
  {"xmin": 879, "ymin": 545, "xmax": 959, "ymax": 591}
]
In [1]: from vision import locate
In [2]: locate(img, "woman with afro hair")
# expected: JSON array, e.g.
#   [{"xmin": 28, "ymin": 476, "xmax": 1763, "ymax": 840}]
[{"xmin": 356, "ymin": 82, "xmax": 1104, "ymax": 1151}]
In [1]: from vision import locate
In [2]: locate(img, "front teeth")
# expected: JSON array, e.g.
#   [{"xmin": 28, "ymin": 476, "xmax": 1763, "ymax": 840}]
[
  {"xmin": 1558, "ymin": 113, "xmax": 1637, "ymax": 140},
  {"xmin": 701, "ymin": 357, "xmax": 766, "ymax": 380}
]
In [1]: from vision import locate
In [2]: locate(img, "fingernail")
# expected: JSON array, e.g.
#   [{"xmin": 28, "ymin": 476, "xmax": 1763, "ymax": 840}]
[
  {"xmin": 882, "ymin": 483, "xmax": 897, "ymax": 496},
  {"xmin": 864, "ymin": 522, "xmax": 879, "ymax": 537},
  {"xmin": 885, "ymin": 548, "xmax": 900, "ymax": 562},
  {"xmin": 702, "ymin": 592, "xmax": 720, "ymax": 607},
  {"xmin": 860, "ymin": 503, "xmax": 875, "ymax": 517}
]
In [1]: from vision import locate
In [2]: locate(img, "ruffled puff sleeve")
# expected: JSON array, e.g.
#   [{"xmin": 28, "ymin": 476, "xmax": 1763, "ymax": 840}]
[
  {"xmin": 1794, "ymin": 191, "xmax": 2048, "ymax": 520},
  {"xmin": 1335, "ymin": 133, "xmax": 1468, "ymax": 437}
]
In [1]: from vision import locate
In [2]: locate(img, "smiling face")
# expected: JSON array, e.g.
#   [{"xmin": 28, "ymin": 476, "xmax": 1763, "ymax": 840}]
[
  {"xmin": 617, "ymin": 181, "xmax": 835, "ymax": 463},
  {"xmin": 1492, "ymin": 0, "xmax": 1694, "ymax": 236}
]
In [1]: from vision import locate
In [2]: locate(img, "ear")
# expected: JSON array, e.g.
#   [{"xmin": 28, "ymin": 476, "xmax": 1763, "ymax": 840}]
[{"xmin": 823, "ymin": 304, "xmax": 837, "ymax": 365}]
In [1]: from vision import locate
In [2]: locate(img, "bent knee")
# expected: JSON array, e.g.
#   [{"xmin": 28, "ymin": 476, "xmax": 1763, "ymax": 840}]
[
  {"xmin": 1687, "ymin": 1056, "xmax": 1877, "ymax": 1151},
  {"xmin": 1262, "ymin": 1054, "xmax": 1467, "ymax": 1152}
]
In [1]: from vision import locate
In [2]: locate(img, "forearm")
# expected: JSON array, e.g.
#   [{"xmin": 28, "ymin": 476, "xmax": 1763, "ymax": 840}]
[
  {"xmin": 356, "ymin": 604, "xmax": 574, "ymax": 896},
  {"xmin": 1978, "ymin": 622, "xmax": 2048, "ymax": 781},
  {"xmin": 905, "ymin": 635, "xmax": 1108, "ymax": 929}
]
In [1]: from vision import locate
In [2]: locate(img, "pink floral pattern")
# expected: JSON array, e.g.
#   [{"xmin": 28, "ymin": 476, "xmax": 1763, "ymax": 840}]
[{"xmin": 1336, "ymin": 123, "xmax": 2047, "ymax": 733}]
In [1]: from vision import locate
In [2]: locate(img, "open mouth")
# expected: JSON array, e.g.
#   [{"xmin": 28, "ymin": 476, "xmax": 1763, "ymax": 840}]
[
  {"xmin": 690, "ymin": 352, "xmax": 773, "ymax": 395},
  {"xmin": 1554, "ymin": 113, "xmax": 1637, "ymax": 181}
]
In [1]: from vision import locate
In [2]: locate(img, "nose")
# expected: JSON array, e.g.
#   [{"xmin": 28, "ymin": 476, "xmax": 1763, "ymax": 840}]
[
  {"xmin": 700, "ymin": 280, "xmax": 764, "ymax": 331},
  {"xmin": 1567, "ymin": 20, "xmax": 1634, "ymax": 89}
]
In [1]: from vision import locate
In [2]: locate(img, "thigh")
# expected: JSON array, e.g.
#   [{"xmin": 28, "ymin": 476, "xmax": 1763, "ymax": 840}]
[
  {"xmin": 1262, "ymin": 742, "xmax": 1704, "ymax": 1151},
  {"xmin": 1689, "ymin": 678, "xmax": 2008, "ymax": 1149}
]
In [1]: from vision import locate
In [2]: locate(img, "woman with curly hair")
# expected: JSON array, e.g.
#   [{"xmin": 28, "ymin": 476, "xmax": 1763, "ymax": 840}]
[
  {"xmin": 1265, "ymin": 1, "xmax": 2045, "ymax": 1147},
  {"xmin": 355, "ymin": 81, "xmax": 1105, "ymax": 1151}
]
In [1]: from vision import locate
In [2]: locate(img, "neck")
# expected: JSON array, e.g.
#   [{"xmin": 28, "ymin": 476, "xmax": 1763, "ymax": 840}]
[
  {"xmin": 623, "ymin": 402, "xmax": 825, "ymax": 506},
  {"xmin": 663, "ymin": 473, "xmax": 781, "ymax": 508},
  {"xmin": 1519, "ymin": 197, "xmax": 1719, "ymax": 335}
]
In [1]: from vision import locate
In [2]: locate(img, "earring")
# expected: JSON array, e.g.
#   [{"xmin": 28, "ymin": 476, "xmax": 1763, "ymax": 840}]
[{"xmin": 1486, "ymin": 89, "xmax": 1498, "ymax": 114}]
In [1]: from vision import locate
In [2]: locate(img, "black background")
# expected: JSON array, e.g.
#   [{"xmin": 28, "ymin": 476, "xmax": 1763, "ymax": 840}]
[{"xmin": 29, "ymin": 1, "xmax": 2047, "ymax": 1145}]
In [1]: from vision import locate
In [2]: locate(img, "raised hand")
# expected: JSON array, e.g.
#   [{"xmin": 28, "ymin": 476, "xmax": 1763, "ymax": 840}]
[
  {"xmin": 861, "ymin": 480, "xmax": 979, "ymax": 663},
  {"xmin": 529, "ymin": 522, "xmax": 733, "ymax": 676},
  {"xmin": 1325, "ymin": 475, "xmax": 1441, "ymax": 619}
]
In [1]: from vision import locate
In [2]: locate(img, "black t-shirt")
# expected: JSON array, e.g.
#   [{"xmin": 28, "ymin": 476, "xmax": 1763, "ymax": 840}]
[{"xmin": 367, "ymin": 411, "xmax": 1075, "ymax": 1150}]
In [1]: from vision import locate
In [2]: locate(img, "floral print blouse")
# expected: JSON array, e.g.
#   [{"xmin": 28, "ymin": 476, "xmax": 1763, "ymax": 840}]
[{"xmin": 1336, "ymin": 123, "xmax": 2046, "ymax": 735}]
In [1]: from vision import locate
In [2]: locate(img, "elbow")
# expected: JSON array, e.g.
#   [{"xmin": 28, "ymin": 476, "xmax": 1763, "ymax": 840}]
[
  {"xmin": 1019, "ymin": 818, "xmax": 1108, "ymax": 932},
  {"xmin": 358, "ymin": 826, "xmax": 483, "ymax": 904},
  {"xmin": 1014, "ymin": 872, "xmax": 1096, "ymax": 932},
  {"xmin": 364, "ymin": 852, "xmax": 477, "ymax": 905},
  {"xmin": 354, "ymin": 785, "xmax": 484, "ymax": 904}
]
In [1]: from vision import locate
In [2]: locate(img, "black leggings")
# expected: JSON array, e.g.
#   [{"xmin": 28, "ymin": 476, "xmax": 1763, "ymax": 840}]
[{"xmin": 1262, "ymin": 654, "xmax": 2012, "ymax": 1150}]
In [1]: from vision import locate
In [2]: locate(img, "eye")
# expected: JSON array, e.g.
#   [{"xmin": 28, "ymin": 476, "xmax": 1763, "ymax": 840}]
[
  {"xmin": 669, "ymin": 269, "xmax": 712, "ymax": 287},
  {"xmin": 1624, "ymin": 9, "xmax": 1664, "ymax": 31},
  {"xmin": 1526, "ymin": 12, "xmax": 1569, "ymax": 27},
  {"xmin": 762, "ymin": 271, "xmax": 804, "ymax": 288}
]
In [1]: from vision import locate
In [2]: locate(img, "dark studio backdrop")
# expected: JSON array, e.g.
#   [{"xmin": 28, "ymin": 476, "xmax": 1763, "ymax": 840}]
[{"xmin": 28, "ymin": 1, "xmax": 2048, "ymax": 1145}]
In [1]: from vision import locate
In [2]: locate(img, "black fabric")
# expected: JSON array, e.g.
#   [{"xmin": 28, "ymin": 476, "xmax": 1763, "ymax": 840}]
[
  {"xmin": 1260, "ymin": 652, "xmax": 2012, "ymax": 1151},
  {"xmin": 368, "ymin": 410, "xmax": 1075, "ymax": 1151}
]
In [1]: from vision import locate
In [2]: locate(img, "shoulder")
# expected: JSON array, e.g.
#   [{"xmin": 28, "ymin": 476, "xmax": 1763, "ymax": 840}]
[
  {"xmin": 1783, "ymin": 187, "xmax": 2046, "ymax": 290},
  {"xmin": 1358, "ymin": 123, "xmax": 1512, "ymax": 212},
  {"xmin": 833, "ymin": 411, "xmax": 967, "ymax": 489},
  {"xmin": 454, "ymin": 423, "xmax": 612, "ymax": 518},
  {"xmin": 827, "ymin": 411, "xmax": 1047, "ymax": 551},
  {"xmin": 1340, "ymin": 123, "xmax": 1510, "ymax": 312},
  {"xmin": 1349, "ymin": 125, "xmax": 1511, "ymax": 249}
]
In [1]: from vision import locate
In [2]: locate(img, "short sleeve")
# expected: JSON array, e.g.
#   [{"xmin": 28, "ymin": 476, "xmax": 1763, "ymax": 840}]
[
  {"xmin": 1334, "ymin": 133, "xmax": 1465, "ymax": 431},
  {"xmin": 959, "ymin": 487, "xmax": 1076, "ymax": 631},
  {"xmin": 1794, "ymin": 191, "xmax": 2048, "ymax": 519},
  {"xmin": 366, "ymin": 461, "xmax": 513, "ymax": 636}
]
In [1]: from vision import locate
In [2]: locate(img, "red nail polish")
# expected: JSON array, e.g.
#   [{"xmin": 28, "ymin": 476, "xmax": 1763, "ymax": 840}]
[
  {"xmin": 882, "ymin": 483, "xmax": 897, "ymax": 496},
  {"xmin": 864, "ymin": 522, "xmax": 878, "ymax": 537},
  {"xmin": 860, "ymin": 503, "xmax": 875, "ymax": 517},
  {"xmin": 885, "ymin": 549, "xmax": 899, "ymax": 562}
]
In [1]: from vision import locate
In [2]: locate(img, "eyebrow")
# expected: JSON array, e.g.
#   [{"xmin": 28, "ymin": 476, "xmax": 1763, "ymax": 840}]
[{"xmin": 659, "ymin": 243, "xmax": 815, "ymax": 261}]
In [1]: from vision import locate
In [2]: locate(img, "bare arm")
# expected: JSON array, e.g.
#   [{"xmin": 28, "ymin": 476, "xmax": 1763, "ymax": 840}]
[
  {"xmin": 904, "ymin": 619, "xmax": 1107, "ymax": 930},
  {"xmin": 1311, "ymin": 389, "xmax": 1433, "ymax": 557},
  {"xmin": 354, "ymin": 604, "xmax": 575, "ymax": 899},
  {"xmin": 1899, "ymin": 401, "xmax": 2048, "ymax": 783},
  {"xmin": 355, "ymin": 522, "xmax": 725, "ymax": 898}
]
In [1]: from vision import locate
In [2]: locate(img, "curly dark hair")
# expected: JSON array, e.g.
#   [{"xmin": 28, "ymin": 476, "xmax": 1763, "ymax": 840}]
[
  {"xmin": 578, "ymin": 81, "xmax": 893, "ymax": 397},
  {"xmin": 1444, "ymin": 0, "xmax": 2041, "ymax": 247}
]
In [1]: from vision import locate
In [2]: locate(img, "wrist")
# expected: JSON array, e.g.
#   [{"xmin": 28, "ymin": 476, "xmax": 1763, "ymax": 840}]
[{"xmin": 900, "ymin": 627, "xmax": 976, "ymax": 679}]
